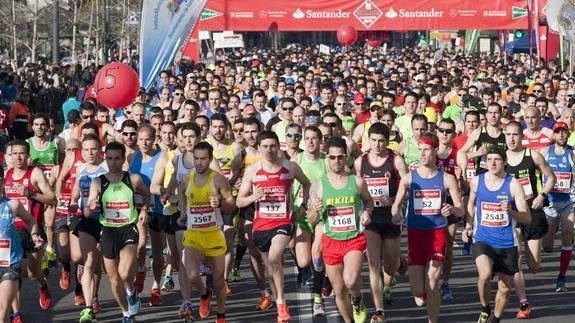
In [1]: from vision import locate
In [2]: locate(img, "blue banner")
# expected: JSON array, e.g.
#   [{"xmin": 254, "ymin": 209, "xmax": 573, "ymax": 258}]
[{"xmin": 139, "ymin": 0, "xmax": 207, "ymax": 91}]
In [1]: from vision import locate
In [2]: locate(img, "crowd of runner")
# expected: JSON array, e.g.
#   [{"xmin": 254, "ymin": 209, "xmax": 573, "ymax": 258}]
[{"xmin": 0, "ymin": 46, "xmax": 574, "ymax": 323}]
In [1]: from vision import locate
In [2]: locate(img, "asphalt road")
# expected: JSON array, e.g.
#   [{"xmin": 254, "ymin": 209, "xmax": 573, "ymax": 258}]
[{"xmin": 17, "ymin": 230, "xmax": 575, "ymax": 323}]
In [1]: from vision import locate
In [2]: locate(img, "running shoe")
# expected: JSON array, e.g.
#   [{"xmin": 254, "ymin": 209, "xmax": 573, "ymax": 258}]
[
  {"xmin": 12, "ymin": 313, "xmax": 23, "ymax": 323},
  {"xmin": 383, "ymin": 286, "xmax": 393, "ymax": 305},
  {"xmin": 149, "ymin": 288, "xmax": 162, "ymax": 306},
  {"xmin": 38, "ymin": 286, "xmax": 52, "ymax": 310},
  {"xmin": 127, "ymin": 292, "xmax": 141, "ymax": 316},
  {"xmin": 161, "ymin": 276, "xmax": 175, "ymax": 291},
  {"xmin": 414, "ymin": 294, "xmax": 427, "ymax": 307},
  {"xmin": 230, "ymin": 267, "xmax": 241, "ymax": 282},
  {"xmin": 477, "ymin": 311, "xmax": 491, "ymax": 323},
  {"xmin": 199, "ymin": 288, "xmax": 213, "ymax": 319},
  {"xmin": 122, "ymin": 315, "xmax": 135, "ymax": 323},
  {"xmin": 92, "ymin": 297, "xmax": 101, "ymax": 314},
  {"xmin": 177, "ymin": 301, "xmax": 193, "ymax": 321},
  {"xmin": 516, "ymin": 301, "xmax": 532, "ymax": 319},
  {"xmin": 440, "ymin": 281, "xmax": 454, "ymax": 300},
  {"xmin": 216, "ymin": 315, "xmax": 227, "ymax": 323},
  {"xmin": 74, "ymin": 289, "xmax": 85, "ymax": 306},
  {"xmin": 45, "ymin": 247, "xmax": 58, "ymax": 269},
  {"xmin": 556, "ymin": 275, "xmax": 567, "ymax": 292},
  {"xmin": 370, "ymin": 310, "xmax": 386, "ymax": 323},
  {"xmin": 134, "ymin": 270, "xmax": 146, "ymax": 294},
  {"xmin": 79, "ymin": 308, "xmax": 95, "ymax": 323},
  {"xmin": 277, "ymin": 302, "xmax": 291, "ymax": 322},
  {"xmin": 312, "ymin": 297, "xmax": 325, "ymax": 317},
  {"xmin": 256, "ymin": 295, "xmax": 273, "ymax": 311},
  {"xmin": 59, "ymin": 267, "xmax": 70, "ymax": 290},
  {"xmin": 352, "ymin": 299, "xmax": 367, "ymax": 323}
]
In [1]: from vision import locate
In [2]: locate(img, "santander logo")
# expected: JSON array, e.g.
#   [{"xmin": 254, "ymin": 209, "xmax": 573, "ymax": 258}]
[
  {"xmin": 385, "ymin": 7, "xmax": 398, "ymax": 18},
  {"xmin": 292, "ymin": 8, "xmax": 304, "ymax": 19}
]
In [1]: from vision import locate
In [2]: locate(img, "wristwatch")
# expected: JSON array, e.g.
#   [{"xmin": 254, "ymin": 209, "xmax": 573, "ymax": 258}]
[
  {"xmin": 300, "ymin": 202, "xmax": 308, "ymax": 211},
  {"xmin": 540, "ymin": 192, "xmax": 548, "ymax": 198}
]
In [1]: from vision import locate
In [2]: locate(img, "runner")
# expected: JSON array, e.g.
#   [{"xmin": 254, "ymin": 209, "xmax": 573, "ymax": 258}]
[
  {"xmin": 391, "ymin": 132, "xmax": 464, "ymax": 323},
  {"xmin": 177, "ymin": 141, "xmax": 235, "ymax": 323},
  {"xmin": 354, "ymin": 122, "xmax": 408, "ymax": 321},
  {"xmin": 0, "ymin": 164, "xmax": 44, "ymax": 323},
  {"xmin": 4, "ymin": 139, "xmax": 56, "ymax": 311},
  {"xmin": 465, "ymin": 147, "xmax": 531, "ymax": 323},
  {"xmin": 236, "ymin": 130, "xmax": 310, "ymax": 322},
  {"xmin": 307, "ymin": 136, "xmax": 373, "ymax": 323},
  {"xmin": 70, "ymin": 134, "xmax": 107, "ymax": 322},
  {"xmin": 85, "ymin": 141, "xmax": 151, "ymax": 323},
  {"xmin": 398, "ymin": 114, "xmax": 429, "ymax": 169},
  {"xmin": 291, "ymin": 125, "xmax": 328, "ymax": 315},
  {"xmin": 504, "ymin": 120, "xmax": 555, "ymax": 319},
  {"xmin": 26, "ymin": 113, "xmax": 64, "ymax": 272},
  {"xmin": 541, "ymin": 121, "xmax": 575, "ymax": 292}
]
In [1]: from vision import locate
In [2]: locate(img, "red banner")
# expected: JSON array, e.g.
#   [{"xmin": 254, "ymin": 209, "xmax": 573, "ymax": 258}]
[{"xmin": 197, "ymin": 0, "xmax": 528, "ymax": 31}]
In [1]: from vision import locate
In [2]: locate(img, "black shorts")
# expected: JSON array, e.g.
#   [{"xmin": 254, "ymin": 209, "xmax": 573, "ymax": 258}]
[
  {"xmin": 365, "ymin": 222, "xmax": 401, "ymax": 239},
  {"xmin": 148, "ymin": 212, "xmax": 171, "ymax": 233},
  {"xmin": 100, "ymin": 224, "xmax": 139, "ymax": 259},
  {"xmin": 167, "ymin": 212, "xmax": 186, "ymax": 235},
  {"xmin": 518, "ymin": 209, "xmax": 549, "ymax": 241},
  {"xmin": 56, "ymin": 215, "xmax": 80, "ymax": 232},
  {"xmin": 239, "ymin": 204, "xmax": 255, "ymax": 222},
  {"xmin": 0, "ymin": 264, "xmax": 22, "ymax": 283},
  {"xmin": 222, "ymin": 211, "xmax": 237, "ymax": 227},
  {"xmin": 253, "ymin": 224, "xmax": 294, "ymax": 253},
  {"xmin": 471, "ymin": 241, "xmax": 519, "ymax": 276},
  {"xmin": 73, "ymin": 217, "xmax": 102, "ymax": 242}
]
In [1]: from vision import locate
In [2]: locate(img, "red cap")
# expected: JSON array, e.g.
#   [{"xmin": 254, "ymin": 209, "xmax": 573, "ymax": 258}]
[
  {"xmin": 553, "ymin": 121, "xmax": 570, "ymax": 132},
  {"xmin": 354, "ymin": 92, "xmax": 366, "ymax": 104}
]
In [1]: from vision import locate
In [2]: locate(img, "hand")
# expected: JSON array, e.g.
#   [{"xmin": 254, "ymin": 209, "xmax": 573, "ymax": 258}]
[
  {"xmin": 160, "ymin": 194, "xmax": 169, "ymax": 205},
  {"xmin": 68, "ymin": 203, "xmax": 79, "ymax": 214},
  {"xmin": 360, "ymin": 210, "xmax": 371, "ymax": 226},
  {"xmin": 391, "ymin": 207, "xmax": 403, "ymax": 225},
  {"xmin": 307, "ymin": 199, "xmax": 322, "ymax": 225},
  {"xmin": 476, "ymin": 144, "xmax": 487, "ymax": 157},
  {"xmin": 32, "ymin": 234, "xmax": 45, "ymax": 249},
  {"xmin": 210, "ymin": 195, "xmax": 221, "ymax": 208},
  {"xmin": 461, "ymin": 227, "xmax": 472, "ymax": 243},
  {"xmin": 252, "ymin": 186, "xmax": 265, "ymax": 202},
  {"xmin": 379, "ymin": 196, "xmax": 392, "ymax": 207},
  {"xmin": 500, "ymin": 199, "xmax": 511, "ymax": 212},
  {"xmin": 531, "ymin": 194, "xmax": 545, "ymax": 210},
  {"xmin": 139, "ymin": 208, "xmax": 149, "ymax": 225},
  {"xmin": 441, "ymin": 203, "xmax": 453, "ymax": 217},
  {"xmin": 454, "ymin": 166, "xmax": 462, "ymax": 181},
  {"xmin": 177, "ymin": 214, "xmax": 186, "ymax": 227}
]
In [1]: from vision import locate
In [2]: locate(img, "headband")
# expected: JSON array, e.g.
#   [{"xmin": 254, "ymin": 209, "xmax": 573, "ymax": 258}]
[{"xmin": 419, "ymin": 137, "xmax": 438, "ymax": 149}]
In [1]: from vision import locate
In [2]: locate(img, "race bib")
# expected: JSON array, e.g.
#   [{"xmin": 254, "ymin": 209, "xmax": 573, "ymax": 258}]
[
  {"xmin": 104, "ymin": 201, "xmax": 131, "ymax": 224},
  {"xmin": 0, "ymin": 239, "xmax": 10, "ymax": 267},
  {"xmin": 188, "ymin": 205, "xmax": 217, "ymax": 228},
  {"xmin": 480, "ymin": 202, "xmax": 509, "ymax": 227},
  {"xmin": 326, "ymin": 206, "xmax": 357, "ymax": 232},
  {"xmin": 413, "ymin": 189, "xmax": 442, "ymax": 215},
  {"xmin": 258, "ymin": 186, "xmax": 288, "ymax": 219},
  {"xmin": 56, "ymin": 195, "xmax": 71, "ymax": 216},
  {"xmin": 366, "ymin": 178, "xmax": 390, "ymax": 207},
  {"xmin": 466, "ymin": 160, "xmax": 476, "ymax": 181},
  {"xmin": 518, "ymin": 177, "xmax": 534, "ymax": 199},
  {"xmin": 39, "ymin": 164, "xmax": 54, "ymax": 180},
  {"xmin": 552, "ymin": 172, "xmax": 572, "ymax": 194}
]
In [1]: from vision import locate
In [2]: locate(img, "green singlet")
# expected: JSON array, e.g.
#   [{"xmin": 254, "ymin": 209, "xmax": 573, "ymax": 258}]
[
  {"xmin": 99, "ymin": 172, "xmax": 139, "ymax": 228},
  {"xmin": 320, "ymin": 175, "xmax": 362, "ymax": 241}
]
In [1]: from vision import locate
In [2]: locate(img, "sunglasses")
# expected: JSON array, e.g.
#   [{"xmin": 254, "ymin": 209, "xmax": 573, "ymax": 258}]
[
  {"xmin": 327, "ymin": 154, "xmax": 345, "ymax": 161},
  {"xmin": 233, "ymin": 128, "xmax": 244, "ymax": 133},
  {"xmin": 122, "ymin": 131, "xmax": 137, "ymax": 136},
  {"xmin": 533, "ymin": 90, "xmax": 543, "ymax": 93},
  {"xmin": 173, "ymin": 92, "xmax": 184, "ymax": 96},
  {"xmin": 81, "ymin": 115, "xmax": 93, "ymax": 119},
  {"xmin": 124, "ymin": 110, "xmax": 132, "ymax": 115},
  {"xmin": 283, "ymin": 107, "xmax": 295, "ymax": 112},
  {"xmin": 286, "ymin": 133, "xmax": 302, "ymax": 138},
  {"xmin": 370, "ymin": 106, "xmax": 381, "ymax": 112},
  {"xmin": 325, "ymin": 122, "xmax": 337, "ymax": 127},
  {"xmin": 437, "ymin": 128, "xmax": 455, "ymax": 134}
]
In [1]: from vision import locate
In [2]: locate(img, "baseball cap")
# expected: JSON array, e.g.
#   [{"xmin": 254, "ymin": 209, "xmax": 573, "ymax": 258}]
[
  {"xmin": 553, "ymin": 121, "xmax": 570, "ymax": 132},
  {"xmin": 354, "ymin": 92, "xmax": 366, "ymax": 104},
  {"xmin": 414, "ymin": 74, "xmax": 425, "ymax": 81},
  {"xmin": 67, "ymin": 109, "xmax": 80, "ymax": 123}
]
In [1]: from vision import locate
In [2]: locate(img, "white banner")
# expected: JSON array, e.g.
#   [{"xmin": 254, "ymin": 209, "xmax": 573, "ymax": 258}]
[
  {"xmin": 139, "ymin": 0, "xmax": 208, "ymax": 91},
  {"xmin": 546, "ymin": 0, "xmax": 575, "ymax": 43}
]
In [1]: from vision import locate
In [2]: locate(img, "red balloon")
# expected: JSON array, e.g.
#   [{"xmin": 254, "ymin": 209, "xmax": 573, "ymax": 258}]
[
  {"xmin": 367, "ymin": 39, "xmax": 382, "ymax": 48},
  {"xmin": 84, "ymin": 84, "xmax": 97, "ymax": 101},
  {"xmin": 94, "ymin": 62, "xmax": 140, "ymax": 109},
  {"xmin": 337, "ymin": 25, "xmax": 357, "ymax": 46}
]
